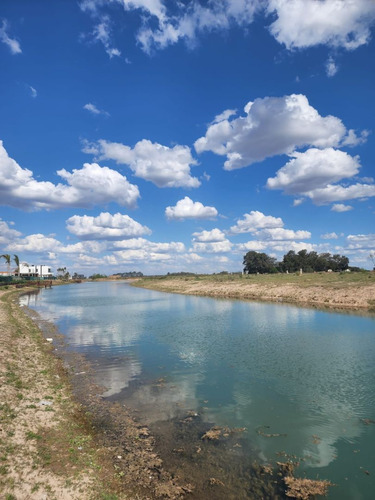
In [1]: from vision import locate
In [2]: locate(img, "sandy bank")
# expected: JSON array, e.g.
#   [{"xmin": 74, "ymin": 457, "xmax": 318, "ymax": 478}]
[
  {"xmin": 0, "ymin": 289, "xmax": 120, "ymax": 499},
  {"xmin": 133, "ymin": 273, "xmax": 375, "ymax": 312}
]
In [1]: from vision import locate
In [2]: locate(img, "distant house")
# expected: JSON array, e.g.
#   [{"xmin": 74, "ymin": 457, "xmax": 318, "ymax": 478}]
[{"xmin": 18, "ymin": 264, "xmax": 53, "ymax": 279}]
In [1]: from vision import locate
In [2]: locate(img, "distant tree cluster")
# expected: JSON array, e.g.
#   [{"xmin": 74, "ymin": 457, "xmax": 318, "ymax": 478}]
[
  {"xmin": 113, "ymin": 271, "xmax": 143, "ymax": 278},
  {"xmin": 243, "ymin": 249, "xmax": 350, "ymax": 274},
  {"xmin": 89, "ymin": 273, "xmax": 107, "ymax": 279}
]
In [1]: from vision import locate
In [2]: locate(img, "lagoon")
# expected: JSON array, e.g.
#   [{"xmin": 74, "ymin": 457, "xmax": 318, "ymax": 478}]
[{"xmin": 21, "ymin": 281, "xmax": 375, "ymax": 499}]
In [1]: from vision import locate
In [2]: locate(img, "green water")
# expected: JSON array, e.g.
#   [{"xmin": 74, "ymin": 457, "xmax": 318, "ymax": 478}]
[{"xmin": 21, "ymin": 281, "xmax": 375, "ymax": 499}]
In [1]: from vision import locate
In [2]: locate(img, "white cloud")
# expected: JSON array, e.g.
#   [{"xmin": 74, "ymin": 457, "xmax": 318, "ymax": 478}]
[
  {"xmin": 191, "ymin": 240, "xmax": 233, "ymax": 254},
  {"xmin": 112, "ymin": 238, "xmax": 185, "ymax": 254},
  {"xmin": 331, "ymin": 203, "xmax": 353, "ymax": 212},
  {"xmin": 346, "ymin": 233, "xmax": 375, "ymax": 249},
  {"xmin": 266, "ymin": 148, "xmax": 361, "ymax": 195},
  {"xmin": 29, "ymin": 86, "xmax": 37, "ymax": 98},
  {"xmin": 0, "ymin": 219, "xmax": 22, "ymax": 245},
  {"xmin": 0, "ymin": 140, "xmax": 140, "ymax": 210},
  {"xmin": 192, "ymin": 228, "xmax": 226, "ymax": 242},
  {"xmin": 237, "ymin": 239, "xmax": 316, "ymax": 254},
  {"xmin": 4, "ymin": 233, "xmax": 107, "ymax": 256},
  {"xmin": 293, "ymin": 199, "xmax": 304, "ymax": 207},
  {"xmin": 267, "ymin": 0, "xmax": 375, "ymax": 50},
  {"xmin": 237, "ymin": 240, "xmax": 267, "ymax": 252},
  {"xmin": 0, "ymin": 20, "xmax": 22, "ymax": 55},
  {"xmin": 8, "ymin": 234, "xmax": 62, "ymax": 253},
  {"xmin": 81, "ymin": 1, "xmax": 375, "ymax": 56},
  {"xmin": 308, "ymin": 184, "xmax": 375, "ymax": 205},
  {"xmin": 92, "ymin": 15, "xmax": 121, "ymax": 58},
  {"xmin": 254, "ymin": 228, "xmax": 311, "ymax": 240},
  {"xmin": 230, "ymin": 210, "xmax": 284, "ymax": 234},
  {"xmin": 266, "ymin": 148, "xmax": 375, "ymax": 205},
  {"xmin": 66, "ymin": 212, "xmax": 151, "ymax": 240},
  {"xmin": 321, "ymin": 232, "xmax": 339, "ymax": 240},
  {"xmin": 165, "ymin": 196, "xmax": 218, "ymax": 220},
  {"xmin": 84, "ymin": 138, "xmax": 200, "ymax": 188},
  {"xmin": 194, "ymin": 94, "xmax": 356, "ymax": 170},
  {"xmin": 212, "ymin": 109, "xmax": 237, "ymax": 124},
  {"xmin": 326, "ymin": 57, "xmax": 338, "ymax": 77},
  {"xmin": 137, "ymin": 1, "xmax": 260, "ymax": 53},
  {"xmin": 83, "ymin": 103, "xmax": 109, "ymax": 116}
]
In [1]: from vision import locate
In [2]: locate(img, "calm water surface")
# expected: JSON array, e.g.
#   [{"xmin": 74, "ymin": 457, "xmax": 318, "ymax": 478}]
[{"xmin": 21, "ymin": 281, "xmax": 375, "ymax": 499}]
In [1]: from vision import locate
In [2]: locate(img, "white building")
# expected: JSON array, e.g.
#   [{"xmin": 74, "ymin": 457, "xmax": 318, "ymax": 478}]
[{"xmin": 18, "ymin": 264, "xmax": 53, "ymax": 279}]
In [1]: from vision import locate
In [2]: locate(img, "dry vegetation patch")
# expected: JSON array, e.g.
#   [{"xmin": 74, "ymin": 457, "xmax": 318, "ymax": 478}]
[{"xmin": 133, "ymin": 272, "xmax": 375, "ymax": 312}]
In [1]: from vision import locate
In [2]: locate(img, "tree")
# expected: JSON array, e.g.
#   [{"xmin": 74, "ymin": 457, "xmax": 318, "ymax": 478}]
[
  {"xmin": 57, "ymin": 267, "xmax": 70, "ymax": 280},
  {"xmin": 369, "ymin": 251, "xmax": 375, "ymax": 271},
  {"xmin": 1, "ymin": 254, "xmax": 11, "ymax": 276},
  {"xmin": 13, "ymin": 254, "xmax": 20, "ymax": 276},
  {"xmin": 243, "ymin": 251, "xmax": 278, "ymax": 274}
]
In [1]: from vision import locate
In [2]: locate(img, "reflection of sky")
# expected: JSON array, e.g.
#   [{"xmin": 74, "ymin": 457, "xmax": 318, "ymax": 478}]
[
  {"xmin": 25, "ymin": 282, "xmax": 375, "ymax": 493},
  {"xmin": 94, "ymin": 356, "xmax": 142, "ymax": 397}
]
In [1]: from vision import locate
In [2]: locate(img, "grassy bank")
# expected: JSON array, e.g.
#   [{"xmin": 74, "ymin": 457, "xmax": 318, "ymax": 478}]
[
  {"xmin": 0, "ymin": 289, "xmax": 127, "ymax": 500},
  {"xmin": 133, "ymin": 271, "xmax": 375, "ymax": 312}
]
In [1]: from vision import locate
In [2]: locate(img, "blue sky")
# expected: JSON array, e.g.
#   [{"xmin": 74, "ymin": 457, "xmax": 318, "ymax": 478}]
[{"xmin": 1, "ymin": 0, "xmax": 374, "ymax": 275}]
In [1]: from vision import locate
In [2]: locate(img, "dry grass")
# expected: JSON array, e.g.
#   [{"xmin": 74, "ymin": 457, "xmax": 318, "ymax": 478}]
[{"xmin": 133, "ymin": 271, "xmax": 375, "ymax": 312}]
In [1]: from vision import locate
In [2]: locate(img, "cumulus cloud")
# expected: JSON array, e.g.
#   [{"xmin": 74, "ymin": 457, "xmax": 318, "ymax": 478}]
[
  {"xmin": 191, "ymin": 240, "xmax": 232, "ymax": 254},
  {"xmin": 4, "ymin": 233, "xmax": 107, "ymax": 256},
  {"xmin": 266, "ymin": 148, "xmax": 361, "ymax": 198},
  {"xmin": 237, "ymin": 239, "xmax": 315, "ymax": 254},
  {"xmin": 192, "ymin": 228, "xmax": 227, "ymax": 242},
  {"xmin": 0, "ymin": 219, "xmax": 22, "ymax": 245},
  {"xmin": 0, "ymin": 141, "xmax": 140, "ymax": 210},
  {"xmin": 308, "ymin": 184, "xmax": 375, "ymax": 205},
  {"xmin": 346, "ymin": 233, "xmax": 375, "ymax": 249},
  {"xmin": 8, "ymin": 234, "xmax": 62, "ymax": 253},
  {"xmin": 331, "ymin": 203, "xmax": 353, "ymax": 212},
  {"xmin": 254, "ymin": 228, "xmax": 311, "ymax": 240},
  {"xmin": 267, "ymin": 148, "xmax": 375, "ymax": 205},
  {"xmin": 66, "ymin": 212, "xmax": 151, "ymax": 240},
  {"xmin": 0, "ymin": 19, "xmax": 22, "ymax": 55},
  {"xmin": 267, "ymin": 0, "xmax": 375, "ymax": 50},
  {"xmin": 321, "ymin": 232, "xmax": 339, "ymax": 240},
  {"xmin": 112, "ymin": 238, "xmax": 185, "ymax": 254},
  {"xmin": 230, "ymin": 210, "xmax": 284, "ymax": 234},
  {"xmin": 83, "ymin": 103, "xmax": 109, "ymax": 116},
  {"xmin": 84, "ymin": 138, "xmax": 200, "ymax": 188},
  {"xmin": 165, "ymin": 196, "xmax": 218, "ymax": 220},
  {"xmin": 194, "ymin": 94, "xmax": 358, "ymax": 170}
]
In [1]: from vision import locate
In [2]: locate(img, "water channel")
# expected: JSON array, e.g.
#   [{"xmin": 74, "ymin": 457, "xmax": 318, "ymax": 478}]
[{"xmin": 20, "ymin": 281, "xmax": 375, "ymax": 499}]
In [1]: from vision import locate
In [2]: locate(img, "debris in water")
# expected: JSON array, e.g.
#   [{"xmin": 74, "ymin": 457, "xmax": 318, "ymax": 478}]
[
  {"xmin": 361, "ymin": 418, "xmax": 375, "ymax": 425},
  {"xmin": 209, "ymin": 477, "xmax": 225, "ymax": 487},
  {"xmin": 257, "ymin": 425, "xmax": 287, "ymax": 438},
  {"xmin": 312, "ymin": 435, "xmax": 321, "ymax": 444},
  {"xmin": 284, "ymin": 476, "xmax": 333, "ymax": 499}
]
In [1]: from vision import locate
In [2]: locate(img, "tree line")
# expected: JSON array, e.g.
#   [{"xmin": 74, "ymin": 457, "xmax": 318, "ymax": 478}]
[{"xmin": 243, "ymin": 249, "xmax": 350, "ymax": 274}]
